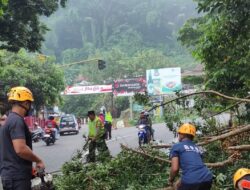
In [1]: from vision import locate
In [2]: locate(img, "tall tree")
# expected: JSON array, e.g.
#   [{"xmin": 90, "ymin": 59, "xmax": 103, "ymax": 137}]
[
  {"xmin": 179, "ymin": 0, "xmax": 250, "ymax": 97},
  {"xmin": 0, "ymin": 50, "xmax": 65, "ymax": 113},
  {"xmin": 0, "ymin": 0, "xmax": 67, "ymax": 52}
]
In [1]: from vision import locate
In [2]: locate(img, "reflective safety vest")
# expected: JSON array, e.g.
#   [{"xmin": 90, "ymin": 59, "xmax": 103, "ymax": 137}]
[
  {"xmin": 88, "ymin": 117, "xmax": 105, "ymax": 138},
  {"xmin": 105, "ymin": 112, "xmax": 113, "ymax": 123}
]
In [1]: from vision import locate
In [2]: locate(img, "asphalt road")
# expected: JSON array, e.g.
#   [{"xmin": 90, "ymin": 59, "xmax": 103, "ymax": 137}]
[{"xmin": 33, "ymin": 123, "xmax": 174, "ymax": 173}]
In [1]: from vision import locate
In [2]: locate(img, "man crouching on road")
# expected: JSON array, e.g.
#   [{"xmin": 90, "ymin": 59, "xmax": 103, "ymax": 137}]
[
  {"xmin": 0, "ymin": 87, "xmax": 45, "ymax": 190},
  {"xmin": 169, "ymin": 123, "xmax": 212, "ymax": 190},
  {"xmin": 87, "ymin": 111, "xmax": 110, "ymax": 162}
]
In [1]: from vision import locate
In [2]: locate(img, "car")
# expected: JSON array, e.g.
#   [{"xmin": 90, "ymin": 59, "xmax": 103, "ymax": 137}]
[{"xmin": 59, "ymin": 114, "xmax": 79, "ymax": 135}]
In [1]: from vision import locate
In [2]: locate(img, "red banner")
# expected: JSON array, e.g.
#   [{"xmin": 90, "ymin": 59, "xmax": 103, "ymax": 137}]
[{"xmin": 113, "ymin": 77, "xmax": 146, "ymax": 96}]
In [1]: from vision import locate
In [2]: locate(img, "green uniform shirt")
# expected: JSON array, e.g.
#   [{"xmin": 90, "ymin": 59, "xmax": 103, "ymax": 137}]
[
  {"xmin": 88, "ymin": 117, "xmax": 104, "ymax": 138},
  {"xmin": 105, "ymin": 112, "xmax": 113, "ymax": 123}
]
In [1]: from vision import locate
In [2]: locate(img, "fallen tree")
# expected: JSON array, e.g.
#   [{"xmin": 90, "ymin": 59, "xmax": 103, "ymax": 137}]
[
  {"xmin": 121, "ymin": 144, "xmax": 237, "ymax": 168},
  {"xmin": 151, "ymin": 124, "xmax": 250, "ymax": 148},
  {"xmin": 197, "ymin": 125, "xmax": 250, "ymax": 146},
  {"xmin": 228, "ymin": 145, "xmax": 250, "ymax": 151},
  {"xmin": 148, "ymin": 90, "xmax": 250, "ymax": 112}
]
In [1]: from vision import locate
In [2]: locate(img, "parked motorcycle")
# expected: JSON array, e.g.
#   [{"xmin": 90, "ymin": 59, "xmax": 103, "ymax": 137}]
[
  {"xmin": 31, "ymin": 127, "xmax": 44, "ymax": 143},
  {"xmin": 137, "ymin": 124, "xmax": 151, "ymax": 146},
  {"xmin": 43, "ymin": 127, "xmax": 56, "ymax": 146}
]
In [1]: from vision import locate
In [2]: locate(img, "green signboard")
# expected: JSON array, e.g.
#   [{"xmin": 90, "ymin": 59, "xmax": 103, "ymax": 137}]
[{"xmin": 146, "ymin": 67, "xmax": 182, "ymax": 96}]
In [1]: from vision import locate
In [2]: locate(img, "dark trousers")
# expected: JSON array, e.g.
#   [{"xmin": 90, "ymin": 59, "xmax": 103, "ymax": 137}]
[
  {"xmin": 104, "ymin": 122, "xmax": 112, "ymax": 139},
  {"xmin": 88, "ymin": 136, "xmax": 110, "ymax": 162},
  {"xmin": 2, "ymin": 178, "xmax": 31, "ymax": 190},
  {"xmin": 178, "ymin": 181, "xmax": 212, "ymax": 190}
]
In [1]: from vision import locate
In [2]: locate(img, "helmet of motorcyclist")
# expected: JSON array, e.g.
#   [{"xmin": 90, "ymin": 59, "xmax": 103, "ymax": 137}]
[
  {"xmin": 234, "ymin": 168, "xmax": 250, "ymax": 189},
  {"xmin": 178, "ymin": 123, "xmax": 196, "ymax": 137},
  {"xmin": 48, "ymin": 115, "xmax": 54, "ymax": 120},
  {"xmin": 34, "ymin": 122, "xmax": 38, "ymax": 126},
  {"xmin": 144, "ymin": 111, "xmax": 149, "ymax": 116},
  {"xmin": 8, "ymin": 86, "xmax": 34, "ymax": 102}
]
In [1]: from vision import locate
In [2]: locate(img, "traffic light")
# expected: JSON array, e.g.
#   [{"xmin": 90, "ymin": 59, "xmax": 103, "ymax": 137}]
[{"xmin": 98, "ymin": 60, "xmax": 106, "ymax": 70}]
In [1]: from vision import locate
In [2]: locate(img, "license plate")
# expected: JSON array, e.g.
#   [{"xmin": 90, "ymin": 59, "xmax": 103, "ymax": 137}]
[{"xmin": 44, "ymin": 134, "xmax": 50, "ymax": 137}]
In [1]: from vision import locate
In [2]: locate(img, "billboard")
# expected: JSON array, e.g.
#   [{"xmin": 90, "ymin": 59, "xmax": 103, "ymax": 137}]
[
  {"xmin": 113, "ymin": 77, "xmax": 146, "ymax": 96},
  {"xmin": 63, "ymin": 85, "xmax": 112, "ymax": 95},
  {"xmin": 146, "ymin": 67, "xmax": 182, "ymax": 96}
]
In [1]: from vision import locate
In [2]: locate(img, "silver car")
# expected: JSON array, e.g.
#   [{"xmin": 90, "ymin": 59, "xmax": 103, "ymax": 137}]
[{"xmin": 59, "ymin": 115, "xmax": 79, "ymax": 135}]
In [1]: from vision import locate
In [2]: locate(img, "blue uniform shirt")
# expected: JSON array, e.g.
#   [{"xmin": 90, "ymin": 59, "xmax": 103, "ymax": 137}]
[{"xmin": 170, "ymin": 139, "xmax": 212, "ymax": 184}]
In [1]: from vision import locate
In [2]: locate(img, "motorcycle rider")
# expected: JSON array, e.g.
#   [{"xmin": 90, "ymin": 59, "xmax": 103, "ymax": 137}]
[
  {"xmin": 169, "ymin": 123, "xmax": 212, "ymax": 190},
  {"xmin": 0, "ymin": 86, "xmax": 45, "ymax": 190},
  {"xmin": 234, "ymin": 168, "xmax": 250, "ymax": 190},
  {"xmin": 137, "ymin": 111, "xmax": 153, "ymax": 142},
  {"xmin": 87, "ymin": 111, "xmax": 110, "ymax": 162},
  {"xmin": 144, "ymin": 111, "xmax": 154, "ymax": 141},
  {"xmin": 45, "ymin": 115, "xmax": 59, "ymax": 140}
]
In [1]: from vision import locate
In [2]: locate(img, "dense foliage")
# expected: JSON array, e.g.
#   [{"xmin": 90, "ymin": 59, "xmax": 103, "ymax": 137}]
[
  {"xmin": 179, "ymin": 0, "xmax": 250, "ymax": 97},
  {"xmin": 55, "ymin": 146, "xmax": 169, "ymax": 190},
  {"xmin": 43, "ymin": 0, "xmax": 197, "ymax": 59},
  {"xmin": 0, "ymin": 0, "xmax": 67, "ymax": 52},
  {"xmin": 0, "ymin": 50, "xmax": 65, "ymax": 113},
  {"xmin": 47, "ymin": 0, "xmax": 199, "ymax": 115}
]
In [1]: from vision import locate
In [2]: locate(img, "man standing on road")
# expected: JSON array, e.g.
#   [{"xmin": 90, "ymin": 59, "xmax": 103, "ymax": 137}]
[
  {"xmin": 169, "ymin": 123, "xmax": 212, "ymax": 190},
  {"xmin": 87, "ymin": 111, "xmax": 110, "ymax": 162},
  {"xmin": 0, "ymin": 87, "xmax": 45, "ymax": 190},
  {"xmin": 105, "ymin": 111, "xmax": 113, "ymax": 140}
]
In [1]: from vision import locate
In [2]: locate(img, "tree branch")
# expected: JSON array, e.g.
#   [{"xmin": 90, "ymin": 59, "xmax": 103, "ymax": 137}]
[
  {"xmin": 151, "ymin": 145, "xmax": 172, "ymax": 149},
  {"xmin": 121, "ymin": 144, "xmax": 171, "ymax": 164},
  {"xmin": 206, "ymin": 154, "xmax": 237, "ymax": 168},
  {"xmin": 204, "ymin": 95, "xmax": 250, "ymax": 120},
  {"xmin": 121, "ymin": 144, "xmax": 237, "ymax": 168},
  {"xmin": 228, "ymin": 145, "xmax": 250, "ymax": 151},
  {"xmin": 148, "ymin": 90, "xmax": 250, "ymax": 112},
  {"xmin": 151, "ymin": 125, "xmax": 250, "ymax": 149},
  {"xmin": 197, "ymin": 125, "xmax": 250, "ymax": 146}
]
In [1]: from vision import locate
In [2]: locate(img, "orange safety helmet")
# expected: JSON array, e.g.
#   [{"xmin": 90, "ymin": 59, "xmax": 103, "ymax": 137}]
[
  {"xmin": 178, "ymin": 123, "xmax": 196, "ymax": 137},
  {"xmin": 234, "ymin": 168, "xmax": 250, "ymax": 188},
  {"xmin": 8, "ymin": 86, "xmax": 34, "ymax": 102}
]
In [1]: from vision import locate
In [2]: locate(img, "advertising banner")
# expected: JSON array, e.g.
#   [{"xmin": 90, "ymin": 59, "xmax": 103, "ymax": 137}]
[
  {"xmin": 63, "ymin": 85, "xmax": 112, "ymax": 95},
  {"xmin": 146, "ymin": 67, "xmax": 182, "ymax": 96},
  {"xmin": 113, "ymin": 77, "xmax": 146, "ymax": 96}
]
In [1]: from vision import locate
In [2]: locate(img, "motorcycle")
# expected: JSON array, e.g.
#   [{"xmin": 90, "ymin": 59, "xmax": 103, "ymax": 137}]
[
  {"xmin": 31, "ymin": 127, "xmax": 44, "ymax": 143},
  {"xmin": 137, "ymin": 124, "xmax": 151, "ymax": 146},
  {"xmin": 43, "ymin": 127, "xmax": 56, "ymax": 146}
]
